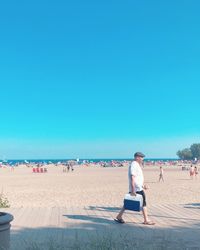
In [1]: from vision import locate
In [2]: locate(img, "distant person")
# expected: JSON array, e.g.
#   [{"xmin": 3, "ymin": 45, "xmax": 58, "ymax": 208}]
[
  {"xmin": 115, "ymin": 152, "xmax": 155, "ymax": 225},
  {"xmin": 158, "ymin": 166, "xmax": 164, "ymax": 182},
  {"xmin": 11, "ymin": 165, "xmax": 15, "ymax": 171},
  {"xmin": 67, "ymin": 161, "xmax": 75, "ymax": 172},
  {"xmin": 190, "ymin": 165, "xmax": 194, "ymax": 179},
  {"xmin": 67, "ymin": 164, "xmax": 70, "ymax": 172},
  {"xmin": 194, "ymin": 166, "xmax": 198, "ymax": 179},
  {"xmin": 63, "ymin": 163, "xmax": 67, "ymax": 173}
]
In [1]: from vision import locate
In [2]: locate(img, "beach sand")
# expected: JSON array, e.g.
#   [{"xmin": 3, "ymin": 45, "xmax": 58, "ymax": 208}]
[{"xmin": 0, "ymin": 164, "xmax": 199, "ymax": 207}]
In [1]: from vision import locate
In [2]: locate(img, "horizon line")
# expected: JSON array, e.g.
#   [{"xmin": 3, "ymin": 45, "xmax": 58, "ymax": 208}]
[{"xmin": 1, "ymin": 157, "xmax": 179, "ymax": 161}]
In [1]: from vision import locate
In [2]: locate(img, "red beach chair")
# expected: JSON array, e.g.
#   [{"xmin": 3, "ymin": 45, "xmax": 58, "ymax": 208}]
[
  {"xmin": 36, "ymin": 168, "xmax": 40, "ymax": 173},
  {"xmin": 40, "ymin": 168, "xmax": 44, "ymax": 173},
  {"xmin": 33, "ymin": 168, "xmax": 36, "ymax": 173}
]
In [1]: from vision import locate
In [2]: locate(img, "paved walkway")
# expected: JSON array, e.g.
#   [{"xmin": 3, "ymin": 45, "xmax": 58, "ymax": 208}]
[{"xmin": 2, "ymin": 203, "xmax": 200, "ymax": 249}]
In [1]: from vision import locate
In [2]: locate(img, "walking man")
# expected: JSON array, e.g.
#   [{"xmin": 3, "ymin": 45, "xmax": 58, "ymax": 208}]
[
  {"xmin": 115, "ymin": 152, "xmax": 155, "ymax": 225},
  {"xmin": 158, "ymin": 166, "xmax": 164, "ymax": 182}
]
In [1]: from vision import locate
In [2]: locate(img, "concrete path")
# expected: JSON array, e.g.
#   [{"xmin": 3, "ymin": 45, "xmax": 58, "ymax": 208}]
[{"xmin": 2, "ymin": 203, "xmax": 200, "ymax": 249}]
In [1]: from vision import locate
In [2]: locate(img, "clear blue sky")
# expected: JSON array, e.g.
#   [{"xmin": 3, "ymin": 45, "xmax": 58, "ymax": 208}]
[{"xmin": 0, "ymin": 0, "xmax": 200, "ymax": 159}]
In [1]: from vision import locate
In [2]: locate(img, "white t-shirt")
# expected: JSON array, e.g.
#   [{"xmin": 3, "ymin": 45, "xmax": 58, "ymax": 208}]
[{"xmin": 128, "ymin": 161, "xmax": 144, "ymax": 192}]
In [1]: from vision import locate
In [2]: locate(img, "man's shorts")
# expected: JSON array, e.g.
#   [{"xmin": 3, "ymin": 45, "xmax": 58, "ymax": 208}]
[{"xmin": 136, "ymin": 190, "xmax": 147, "ymax": 207}]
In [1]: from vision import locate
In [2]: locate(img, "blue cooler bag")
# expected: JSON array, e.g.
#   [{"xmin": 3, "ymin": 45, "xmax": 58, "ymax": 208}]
[{"xmin": 124, "ymin": 193, "xmax": 143, "ymax": 212}]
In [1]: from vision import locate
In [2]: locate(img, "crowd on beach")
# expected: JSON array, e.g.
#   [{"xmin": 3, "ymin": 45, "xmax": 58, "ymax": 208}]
[
  {"xmin": 0, "ymin": 158, "xmax": 199, "ymax": 169},
  {"xmin": 0, "ymin": 159, "xmax": 199, "ymax": 181}
]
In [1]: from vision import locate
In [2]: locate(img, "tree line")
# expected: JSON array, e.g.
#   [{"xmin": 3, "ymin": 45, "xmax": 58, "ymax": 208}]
[{"xmin": 177, "ymin": 143, "xmax": 200, "ymax": 160}]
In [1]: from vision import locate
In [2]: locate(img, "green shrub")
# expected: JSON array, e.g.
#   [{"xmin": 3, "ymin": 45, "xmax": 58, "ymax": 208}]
[{"xmin": 0, "ymin": 193, "xmax": 10, "ymax": 208}]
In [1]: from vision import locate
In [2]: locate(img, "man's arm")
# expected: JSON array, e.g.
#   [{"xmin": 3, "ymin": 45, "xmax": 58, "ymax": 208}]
[{"xmin": 130, "ymin": 175, "xmax": 137, "ymax": 196}]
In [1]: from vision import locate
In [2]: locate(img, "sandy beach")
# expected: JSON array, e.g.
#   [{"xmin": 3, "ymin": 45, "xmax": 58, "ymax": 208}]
[{"xmin": 1, "ymin": 164, "xmax": 199, "ymax": 208}]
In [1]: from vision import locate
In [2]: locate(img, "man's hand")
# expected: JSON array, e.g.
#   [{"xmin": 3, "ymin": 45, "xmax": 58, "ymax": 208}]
[{"xmin": 130, "ymin": 192, "xmax": 137, "ymax": 196}]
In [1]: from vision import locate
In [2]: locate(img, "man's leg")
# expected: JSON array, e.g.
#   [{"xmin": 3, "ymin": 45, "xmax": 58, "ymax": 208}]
[
  {"xmin": 142, "ymin": 206, "xmax": 155, "ymax": 225},
  {"xmin": 138, "ymin": 190, "xmax": 148, "ymax": 222},
  {"xmin": 116, "ymin": 206, "xmax": 125, "ymax": 220},
  {"xmin": 142, "ymin": 206, "xmax": 148, "ymax": 222},
  {"xmin": 140, "ymin": 191, "xmax": 155, "ymax": 225}
]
